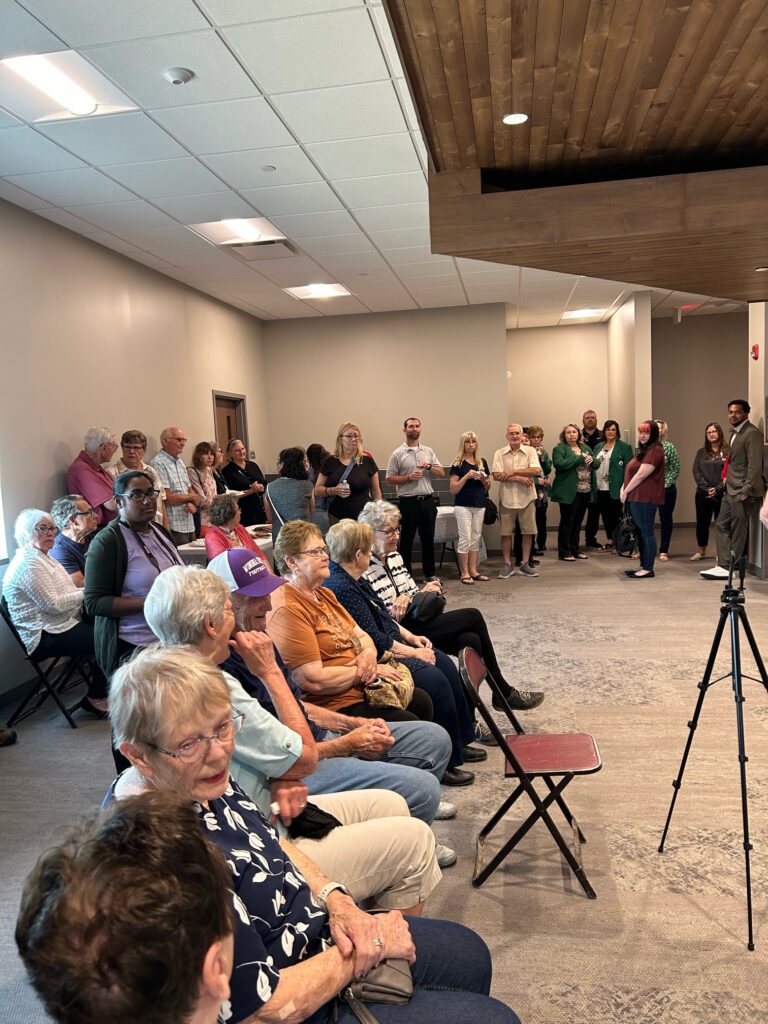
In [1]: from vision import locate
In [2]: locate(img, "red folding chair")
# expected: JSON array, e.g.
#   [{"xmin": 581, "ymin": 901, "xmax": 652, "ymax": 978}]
[{"xmin": 458, "ymin": 646, "xmax": 602, "ymax": 898}]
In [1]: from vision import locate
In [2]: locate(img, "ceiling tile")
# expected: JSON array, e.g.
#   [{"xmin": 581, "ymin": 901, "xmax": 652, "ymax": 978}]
[
  {"xmin": 318, "ymin": 251, "xmax": 390, "ymax": 274},
  {"xmin": 271, "ymin": 208, "xmax": 358, "ymax": 237},
  {"xmin": 271, "ymin": 81, "xmax": 405, "ymax": 144},
  {"xmin": 0, "ymin": 108, "xmax": 22, "ymax": 128},
  {"xmin": 38, "ymin": 112, "xmax": 187, "ymax": 165},
  {"xmin": 203, "ymin": 146, "xmax": 321, "ymax": 188},
  {"xmin": 82, "ymin": 31, "xmax": 256, "ymax": 109},
  {"xmin": 5, "ymin": 167, "xmax": 135, "ymax": 205},
  {"xmin": 307, "ymin": 133, "xmax": 420, "ymax": 179},
  {"xmin": 68, "ymin": 200, "xmax": 177, "ymax": 232},
  {"xmin": 364, "ymin": 294, "xmax": 418, "ymax": 312},
  {"xmin": 82, "ymin": 233, "xmax": 145, "ymax": 255},
  {"xmin": 382, "ymin": 245, "xmax": 449, "ymax": 265},
  {"xmin": 304, "ymin": 294, "xmax": 370, "ymax": 315},
  {"xmin": 417, "ymin": 295, "xmax": 467, "ymax": 308},
  {"xmin": 105, "ymin": 157, "xmax": 229, "ymax": 197},
  {"xmin": 253, "ymin": 255, "xmax": 332, "ymax": 286},
  {"xmin": 0, "ymin": 0, "xmax": 65, "ymax": 59},
  {"xmin": 19, "ymin": 0, "xmax": 209, "ymax": 46},
  {"xmin": 0, "ymin": 178, "xmax": 51, "ymax": 209},
  {"xmin": 242, "ymin": 181, "xmax": 342, "ymax": 216},
  {"xmin": 116, "ymin": 224, "xmax": 207, "ymax": 249},
  {"xmin": 200, "ymin": 2, "xmax": 365, "ymax": 26},
  {"xmin": 151, "ymin": 245, "xmax": 237, "ymax": 268},
  {"xmin": 224, "ymin": 9, "xmax": 387, "ymax": 93},
  {"xmin": 36, "ymin": 207, "xmax": 98, "ymax": 233},
  {"xmin": 396, "ymin": 262, "xmax": 459, "ymax": 280},
  {"xmin": 0, "ymin": 126, "xmax": 85, "ymax": 175},
  {"xmin": 354, "ymin": 201, "xmax": 428, "ymax": 232},
  {"xmin": 298, "ymin": 232, "xmax": 376, "ymax": 256},
  {"xmin": 151, "ymin": 97, "xmax": 292, "ymax": 154},
  {"xmin": 368, "ymin": 225, "xmax": 431, "ymax": 249},
  {"xmin": 332, "ymin": 170, "xmax": 426, "ymax": 209},
  {"xmin": 393, "ymin": 78, "xmax": 420, "ymax": 131},
  {"xmin": 151, "ymin": 191, "xmax": 257, "ymax": 222}
]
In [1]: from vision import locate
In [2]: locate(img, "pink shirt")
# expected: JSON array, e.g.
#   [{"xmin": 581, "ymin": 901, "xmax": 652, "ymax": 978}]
[{"xmin": 66, "ymin": 451, "xmax": 116, "ymax": 525}]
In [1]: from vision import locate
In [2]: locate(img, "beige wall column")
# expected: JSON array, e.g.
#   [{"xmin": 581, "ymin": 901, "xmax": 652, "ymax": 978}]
[
  {"xmin": 607, "ymin": 291, "xmax": 653, "ymax": 443},
  {"xmin": 748, "ymin": 303, "xmax": 768, "ymax": 575}
]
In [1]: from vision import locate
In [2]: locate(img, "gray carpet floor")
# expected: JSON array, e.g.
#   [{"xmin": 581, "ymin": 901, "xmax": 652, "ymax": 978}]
[{"xmin": 3, "ymin": 527, "xmax": 768, "ymax": 1023}]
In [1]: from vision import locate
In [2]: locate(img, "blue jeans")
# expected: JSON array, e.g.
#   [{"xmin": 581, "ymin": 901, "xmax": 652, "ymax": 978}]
[
  {"xmin": 628, "ymin": 500, "xmax": 658, "ymax": 570},
  {"xmin": 321, "ymin": 916, "xmax": 521, "ymax": 1024},
  {"xmin": 307, "ymin": 720, "xmax": 451, "ymax": 823},
  {"xmin": 402, "ymin": 649, "xmax": 475, "ymax": 769}
]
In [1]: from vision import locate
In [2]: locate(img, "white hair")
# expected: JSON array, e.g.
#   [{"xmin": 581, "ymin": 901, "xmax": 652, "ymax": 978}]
[
  {"xmin": 14, "ymin": 508, "xmax": 52, "ymax": 548},
  {"xmin": 83, "ymin": 426, "xmax": 115, "ymax": 453},
  {"xmin": 144, "ymin": 565, "xmax": 229, "ymax": 646},
  {"xmin": 358, "ymin": 500, "xmax": 400, "ymax": 533}
]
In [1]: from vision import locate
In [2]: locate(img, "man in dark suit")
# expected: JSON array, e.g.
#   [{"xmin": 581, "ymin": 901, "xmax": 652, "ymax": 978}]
[{"xmin": 701, "ymin": 399, "xmax": 765, "ymax": 580}]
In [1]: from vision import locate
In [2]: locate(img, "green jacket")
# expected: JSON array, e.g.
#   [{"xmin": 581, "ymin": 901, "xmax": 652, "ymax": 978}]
[
  {"xmin": 533, "ymin": 447, "xmax": 553, "ymax": 493},
  {"xmin": 84, "ymin": 518, "xmax": 177, "ymax": 675},
  {"xmin": 551, "ymin": 443, "xmax": 596, "ymax": 504},
  {"xmin": 592, "ymin": 440, "xmax": 634, "ymax": 500}
]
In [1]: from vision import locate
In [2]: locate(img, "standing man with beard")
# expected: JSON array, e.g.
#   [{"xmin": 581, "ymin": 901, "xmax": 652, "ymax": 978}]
[
  {"xmin": 582, "ymin": 409, "xmax": 605, "ymax": 549},
  {"xmin": 386, "ymin": 417, "xmax": 445, "ymax": 582}
]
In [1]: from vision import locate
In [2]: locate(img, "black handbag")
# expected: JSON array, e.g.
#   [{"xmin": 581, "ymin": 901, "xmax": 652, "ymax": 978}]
[
  {"xmin": 613, "ymin": 505, "xmax": 637, "ymax": 557},
  {"xmin": 402, "ymin": 589, "xmax": 446, "ymax": 626},
  {"xmin": 483, "ymin": 496, "xmax": 498, "ymax": 525}
]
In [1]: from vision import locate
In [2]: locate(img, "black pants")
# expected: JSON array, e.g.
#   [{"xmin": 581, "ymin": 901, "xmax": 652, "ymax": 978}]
[
  {"xmin": 341, "ymin": 687, "xmax": 433, "ymax": 722},
  {"xmin": 417, "ymin": 607, "xmax": 512, "ymax": 694},
  {"xmin": 695, "ymin": 490, "xmax": 722, "ymax": 549},
  {"xmin": 558, "ymin": 493, "xmax": 590, "ymax": 557},
  {"xmin": 36, "ymin": 623, "xmax": 107, "ymax": 700},
  {"xmin": 584, "ymin": 498, "xmax": 601, "ymax": 545},
  {"xmin": 398, "ymin": 496, "xmax": 437, "ymax": 578},
  {"xmin": 659, "ymin": 484, "xmax": 677, "ymax": 554},
  {"xmin": 595, "ymin": 491, "xmax": 621, "ymax": 544}
]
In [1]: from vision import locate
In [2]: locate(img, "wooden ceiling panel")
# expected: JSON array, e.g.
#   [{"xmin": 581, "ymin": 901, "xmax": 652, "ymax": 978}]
[{"xmin": 384, "ymin": 0, "xmax": 768, "ymax": 299}]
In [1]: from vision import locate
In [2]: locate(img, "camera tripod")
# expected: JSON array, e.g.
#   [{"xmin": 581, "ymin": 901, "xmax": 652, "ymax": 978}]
[{"xmin": 658, "ymin": 556, "xmax": 768, "ymax": 950}]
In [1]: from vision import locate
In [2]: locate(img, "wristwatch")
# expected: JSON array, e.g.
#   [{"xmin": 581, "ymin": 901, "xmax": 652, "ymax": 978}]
[{"xmin": 315, "ymin": 881, "xmax": 350, "ymax": 912}]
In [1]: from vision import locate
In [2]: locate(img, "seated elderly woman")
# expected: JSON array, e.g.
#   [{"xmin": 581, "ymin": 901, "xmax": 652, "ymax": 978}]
[
  {"xmin": 204, "ymin": 493, "xmax": 270, "ymax": 563},
  {"xmin": 359, "ymin": 501, "xmax": 544, "ymax": 714},
  {"xmin": 109, "ymin": 645, "xmax": 520, "ymax": 1024},
  {"xmin": 2, "ymin": 508, "xmax": 109, "ymax": 716},
  {"xmin": 267, "ymin": 520, "xmax": 434, "ymax": 724},
  {"xmin": 141, "ymin": 565, "xmax": 448, "ymax": 888},
  {"xmin": 325, "ymin": 520, "xmax": 485, "ymax": 785},
  {"xmin": 49, "ymin": 494, "xmax": 99, "ymax": 586},
  {"xmin": 84, "ymin": 471, "xmax": 183, "ymax": 678}
]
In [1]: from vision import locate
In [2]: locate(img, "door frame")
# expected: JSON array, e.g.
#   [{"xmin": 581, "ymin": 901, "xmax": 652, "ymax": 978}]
[{"xmin": 212, "ymin": 390, "xmax": 249, "ymax": 453}]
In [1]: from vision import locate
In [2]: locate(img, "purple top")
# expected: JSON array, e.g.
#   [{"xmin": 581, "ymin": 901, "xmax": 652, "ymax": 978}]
[{"xmin": 118, "ymin": 525, "xmax": 182, "ymax": 644}]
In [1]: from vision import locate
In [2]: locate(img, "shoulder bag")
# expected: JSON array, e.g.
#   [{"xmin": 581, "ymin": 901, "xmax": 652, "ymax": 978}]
[
  {"xmin": 363, "ymin": 659, "xmax": 414, "ymax": 710},
  {"xmin": 402, "ymin": 589, "xmax": 446, "ymax": 627},
  {"xmin": 613, "ymin": 504, "xmax": 637, "ymax": 557}
]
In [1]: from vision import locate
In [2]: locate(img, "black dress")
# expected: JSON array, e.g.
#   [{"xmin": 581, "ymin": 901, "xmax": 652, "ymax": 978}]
[{"xmin": 221, "ymin": 460, "xmax": 267, "ymax": 526}]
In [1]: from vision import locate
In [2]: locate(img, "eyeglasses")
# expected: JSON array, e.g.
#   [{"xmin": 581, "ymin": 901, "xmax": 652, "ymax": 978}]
[
  {"xmin": 299, "ymin": 546, "xmax": 329, "ymax": 558},
  {"xmin": 168, "ymin": 437, "xmax": 187, "ymax": 443},
  {"xmin": 379, "ymin": 527, "xmax": 400, "ymax": 537},
  {"xmin": 103, "ymin": 441, "xmax": 118, "ymax": 449},
  {"xmin": 122, "ymin": 444, "xmax": 146, "ymax": 452},
  {"xmin": 146, "ymin": 710, "xmax": 245, "ymax": 763},
  {"xmin": 231, "ymin": 446, "xmax": 246, "ymax": 453},
  {"xmin": 34, "ymin": 524, "xmax": 58, "ymax": 535},
  {"xmin": 125, "ymin": 488, "xmax": 160, "ymax": 503},
  {"xmin": 73, "ymin": 507, "xmax": 96, "ymax": 517},
  {"xmin": 340, "ymin": 433, "xmax": 360, "ymax": 440}
]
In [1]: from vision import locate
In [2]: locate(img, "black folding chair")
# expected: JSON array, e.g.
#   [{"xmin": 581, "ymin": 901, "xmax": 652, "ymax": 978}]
[
  {"xmin": 458, "ymin": 646, "xmax": 602, "ymax": 898},
  {"xmin": 0, "ymin": 596, "xmax": 90, "ymax": 729}
]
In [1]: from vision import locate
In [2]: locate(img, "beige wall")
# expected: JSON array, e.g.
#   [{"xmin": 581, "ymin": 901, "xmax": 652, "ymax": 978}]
[
  {"xmin": 262, "ymin": 303, "xmax": 508, "ymax": 466},
  {"xmin": 0, "ymin": 199, "xmax": 267, "ymax": 697},
  {"xmin": 652, "ymin": 311, "xmax": 748, "ymax": 526},
  {"xmin": 607, "ymin": 292, "xmax": 652, "ymax": 441},
  {"xmin": 506, "ymin": 322, "xmax": 609, "ymax": 447}
]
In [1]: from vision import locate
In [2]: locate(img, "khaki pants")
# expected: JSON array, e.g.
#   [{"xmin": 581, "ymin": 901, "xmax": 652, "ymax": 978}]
[{"xmin": 295, "ymin": 790, "xmax": 441, "ymax": 909}]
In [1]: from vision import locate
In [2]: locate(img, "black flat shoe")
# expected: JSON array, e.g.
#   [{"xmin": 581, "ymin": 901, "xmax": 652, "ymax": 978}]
[
  {"xmin": 441, "ymin": 767, "xmax": 475, "ymax": 786},
  {"xmin": 626, "ymin": 570, "xmax": 655, "ymax": 579},
  {"xmin": 461, "ymin": 744, "xmax": 488, "ymax": 763}
]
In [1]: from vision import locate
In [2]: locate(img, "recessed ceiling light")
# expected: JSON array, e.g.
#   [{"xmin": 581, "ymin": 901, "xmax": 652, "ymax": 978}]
[
  {"xmin": 502, "ymin": 112, "xmax": 528, "ymax": 126},
  {"xmin": 189, "ymin": 217, "xmax": 286, "ymax": 246},
  {"xmin": 284, "ymin": 283, "xmax": 351, "ymax": 300},
  {"xmin": 756, "ymin": 266, "xmax": 768, "ymax": 273},
  {"xmin": 562, "ymin": 308, "xmax": 606, "ymax": 320},
  {"xmin": 0, "ymin": 51, "xmax": 135, "ymax": 121}
]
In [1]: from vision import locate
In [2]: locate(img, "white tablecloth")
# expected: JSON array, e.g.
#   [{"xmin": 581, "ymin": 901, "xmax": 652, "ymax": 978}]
[{"xmin": 434, "ymin": 505, "xmax": 487, "ymax": 564}]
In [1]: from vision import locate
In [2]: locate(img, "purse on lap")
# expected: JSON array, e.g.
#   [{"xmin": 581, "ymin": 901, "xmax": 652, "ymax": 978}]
[
  {"xmin": 341, "ymin": 958, "xmax": 414, "ymax": 1023},
  {"xmin": 363, "ymin": 659, "xmax": 415, "ymax": 709}
]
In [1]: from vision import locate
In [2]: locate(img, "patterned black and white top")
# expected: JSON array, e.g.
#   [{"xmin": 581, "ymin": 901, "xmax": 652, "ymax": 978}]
[
  {"xmin": 362, "ymin": 552, "xmax": 419, "ymax": 613},
  {"xmin": 197, "ymin": 780, "xmax": 332, "ymax": 1024}
]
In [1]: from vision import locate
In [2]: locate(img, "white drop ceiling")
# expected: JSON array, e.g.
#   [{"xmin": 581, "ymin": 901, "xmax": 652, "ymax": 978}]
[{"xmin": 0, "ymin": 0, "xmax": 746, "ymax": 324}]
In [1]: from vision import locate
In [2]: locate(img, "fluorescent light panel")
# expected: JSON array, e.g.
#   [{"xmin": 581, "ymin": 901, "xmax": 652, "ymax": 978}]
[
  {"xmin": 0, "ymin": 51, "xmax": 136, "ymax": 122},
  {"xmin": 190, "ymin": 217, "xmax": 287, "ymax": 246},
  {"xmin": 284, "ymin": 283, "xmax": 351, "ymax": 300},
  {"xmin": 562, "ymin": 308, "xmax": 606, "ymax": 320}
]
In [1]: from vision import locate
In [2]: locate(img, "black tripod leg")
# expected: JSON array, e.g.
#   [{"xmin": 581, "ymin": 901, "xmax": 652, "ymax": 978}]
[
  {"xmin": 732, "ymin": 609, "xmax": 755, "ymax": 950},
  {"xmin": 737, "ymin": 607, "xmax": 768, "ymax": 693},
  {"xmin": 659, "ymin": 606, "xmax": 729, "ymax": 853}
]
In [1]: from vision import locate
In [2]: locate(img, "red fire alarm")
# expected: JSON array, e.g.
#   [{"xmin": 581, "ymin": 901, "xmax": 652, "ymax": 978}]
[{"xmin": 752, "ymin": 344, "xmax": 760, "ymax": 360}]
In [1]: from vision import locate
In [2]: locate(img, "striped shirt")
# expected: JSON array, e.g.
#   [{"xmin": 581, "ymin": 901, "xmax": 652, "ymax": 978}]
[
  {"xmin": 362, "ymin": 551, "xmax": 419, "ymax": 612},
  {"xmin": 149, "ymin": 449, "xmax": 193, "ymax": 534}
]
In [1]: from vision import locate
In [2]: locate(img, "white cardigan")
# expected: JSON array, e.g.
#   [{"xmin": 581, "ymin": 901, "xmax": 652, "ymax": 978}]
[{"xmin": 2, "ymin": 547, "xmax": 83, "ymax": 653}]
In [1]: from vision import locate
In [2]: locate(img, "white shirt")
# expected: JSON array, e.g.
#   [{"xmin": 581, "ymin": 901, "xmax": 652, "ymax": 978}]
[{"xmin": 2, "ymin": 547, "xmax": 83, "ymax": 653}]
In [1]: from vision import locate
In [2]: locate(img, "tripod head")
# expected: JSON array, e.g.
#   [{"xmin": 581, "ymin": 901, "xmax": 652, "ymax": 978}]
[{"xmin": 722, "ymin": 553, "xmax": 747, "ymax": 607}]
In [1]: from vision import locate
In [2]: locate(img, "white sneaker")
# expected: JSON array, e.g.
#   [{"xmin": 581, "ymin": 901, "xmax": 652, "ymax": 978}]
[
  {"xmin": 700, "ymin": 565, "xmax": 729, "ymax": 579},
  {"xmin": 434, "ymin": 800, "xmax": 457, "ymax": 820},
  {"xmin": 498, "ymin": 563, "xmax": 514, "ymax": 579},
  {"xmin": 690, "ymin": 552, "xmax": 704, "ymax": 561},
  {"xmin": 435, "ymin": 843, "xmax": 457, "ymax": 867}
]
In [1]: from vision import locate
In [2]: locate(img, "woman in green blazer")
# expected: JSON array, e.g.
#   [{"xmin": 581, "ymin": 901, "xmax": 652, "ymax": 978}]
[
  {"xmin": 592, "ymin": 419, "xmax": 634, "ymax": 548},
  {"xmin": 551, "ymin": 424, "xmax": 596, "ymax": 561}
]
